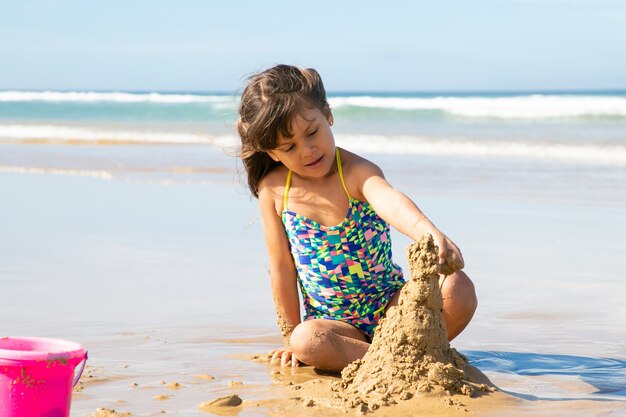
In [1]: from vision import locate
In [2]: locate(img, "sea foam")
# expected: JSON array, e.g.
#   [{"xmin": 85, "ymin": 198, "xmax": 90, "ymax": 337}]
[
  {"xmin": 3, "ymin": 91, "xmax": 626, "ymax": 120},
  {"xmin": 0, "ymin": 91, "xmax": 232, "ymax": 104},
  {"xmin": 337, "ymin": 134, "xmax": 626, "ymax": 166},
  {"xmin": 0, "ymin": 166, "xmax": 114, "ymax": 180},
  {"xmin": 1, "ymin": 124, "xmax": 624, "ymax": 166},
  {"xmin": 0, "ymin": 124, "xmax": 214, "ymax": 144},
  {"xmin": 329, "ymin": 95, "xmax": 626, "ymax": 119}
]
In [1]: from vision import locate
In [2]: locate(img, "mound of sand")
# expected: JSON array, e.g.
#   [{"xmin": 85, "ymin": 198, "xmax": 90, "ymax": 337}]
[{"xmin": 333, "ymin": 234, "xmax": 491, "ymax": 411}]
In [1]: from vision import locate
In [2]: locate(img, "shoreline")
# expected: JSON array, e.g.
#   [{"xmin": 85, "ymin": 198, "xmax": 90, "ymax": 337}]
[
  {"xmin": 1, "ymin": 161, "xmax": 625, "ymax": 416},
  {"xmin": 67, "ymin": 333, "xmax": 625, "ymax": 417}
]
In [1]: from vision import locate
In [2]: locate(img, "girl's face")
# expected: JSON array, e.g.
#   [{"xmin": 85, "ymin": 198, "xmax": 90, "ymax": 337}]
[{"xmin": 267, "ymin": 105, "xmax": 335, "ymax": 179}]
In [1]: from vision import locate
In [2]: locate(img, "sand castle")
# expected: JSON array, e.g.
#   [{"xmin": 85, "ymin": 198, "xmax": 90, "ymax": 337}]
[{"xmin": 333, "ymin": 234, "xmax": 491, "ymax": 411}]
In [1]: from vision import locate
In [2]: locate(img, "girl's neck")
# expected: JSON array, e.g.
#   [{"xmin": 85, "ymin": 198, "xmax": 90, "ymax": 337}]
[{"xmin": 291, "ymin": 157, "xmax": 339, "ymax": 184}]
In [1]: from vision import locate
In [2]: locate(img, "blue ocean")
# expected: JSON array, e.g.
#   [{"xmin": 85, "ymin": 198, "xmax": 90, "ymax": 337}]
[
  {"xmin": 1, "ymin": 90, "xmax": 625, "ymax": 204},
  {"xmin": 2, "ymin": 91, "xmax": 626, "ymax": 414},
  {"xmin": 2, "ymin": 89, "xmax": 626, "ymax": 154}
]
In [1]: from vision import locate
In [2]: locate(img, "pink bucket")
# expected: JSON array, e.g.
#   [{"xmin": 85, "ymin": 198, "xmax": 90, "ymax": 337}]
[{"xmin": 0, "ymin": 336, "xmax": 88, "ymax": 417}]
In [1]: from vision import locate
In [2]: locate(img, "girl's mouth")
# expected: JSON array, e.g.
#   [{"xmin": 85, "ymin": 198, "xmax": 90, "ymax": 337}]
[{"xmin": 305, "ymin": 155, "xmax": 324, "ymax": 168}]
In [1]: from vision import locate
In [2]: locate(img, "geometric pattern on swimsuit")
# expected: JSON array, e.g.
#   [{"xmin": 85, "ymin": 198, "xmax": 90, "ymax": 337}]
[{"xmin": 281, "ymin": 149, "xmax": 404, "ymax": 339}]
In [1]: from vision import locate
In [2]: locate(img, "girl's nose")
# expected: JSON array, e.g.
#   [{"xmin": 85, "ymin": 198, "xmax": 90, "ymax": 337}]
[{"xmin": 302, "ymin": 139, "xmax": 317, "ymax": 156}]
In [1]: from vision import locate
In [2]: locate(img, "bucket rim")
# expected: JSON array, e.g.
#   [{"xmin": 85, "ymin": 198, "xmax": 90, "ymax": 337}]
[{"xmin": 0, "ymin": 336, "xmax": 86, "ymax": 364}]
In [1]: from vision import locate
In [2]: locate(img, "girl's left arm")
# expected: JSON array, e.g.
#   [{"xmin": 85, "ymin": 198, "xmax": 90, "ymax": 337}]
[{"xmin": 356, "ymin": 162, "xmax": 464, "ymax": 268}]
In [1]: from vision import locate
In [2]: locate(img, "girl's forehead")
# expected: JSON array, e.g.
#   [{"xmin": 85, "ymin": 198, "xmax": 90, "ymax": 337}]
[
  {"xmin": 292, "ymin": 106, "xmax": 322, "ymax": 128},
  {"xmin": 275, "ymin": 104, "xmax": 326, "ymax": 143}
]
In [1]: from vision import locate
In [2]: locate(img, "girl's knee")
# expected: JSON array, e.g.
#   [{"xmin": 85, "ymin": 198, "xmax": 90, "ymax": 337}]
[
  {"xmin": 441, "ymin": 271, "xmax": 477, "ymax": 340},
  {"xmin": 289, "ymin": 321, "xmax": 330, "ymax": 361},
  {"xmin": 289, "ymin": 322, "xmax": 311, "ymax": 353},
  {"xmin": 442, "ymin": 271, "xmax": 478, "ymax": 316}
]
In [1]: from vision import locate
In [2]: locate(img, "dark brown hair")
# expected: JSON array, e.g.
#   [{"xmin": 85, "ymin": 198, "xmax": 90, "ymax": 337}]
[{"xmin": 236, "ymin": 64, "xmax": 329, "ymax": 197}]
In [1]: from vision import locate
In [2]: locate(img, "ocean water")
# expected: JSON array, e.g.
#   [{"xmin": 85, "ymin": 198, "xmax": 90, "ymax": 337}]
[
  {"xmin": 2, "ymin": 91, "xmax": 626, "ymax": 414},
  {"xmin": 1, "ymin": 173, "xmax": 625, "ymax": 415},
  {"xmin": 1, "ymin": 89, "xmax": 626, "ymax": 205}
]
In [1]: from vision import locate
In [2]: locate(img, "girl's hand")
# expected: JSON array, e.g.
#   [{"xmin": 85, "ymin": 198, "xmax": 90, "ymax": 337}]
[
  {"xmin": 269, "ymin": 347, "xmax": 300, "ymax": 367},
  {"xmin": 429, "ymin": 229, "xmax": 465, "ymax": 272}
]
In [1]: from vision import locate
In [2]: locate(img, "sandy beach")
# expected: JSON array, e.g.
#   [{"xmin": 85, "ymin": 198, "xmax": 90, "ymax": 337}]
[
  {"xmin": 1, "ymin": 140, "xmax": 625, "ymax": 416},
  {"xmin": 3, "ymin": 0, "xmax": 626, "ymax": 412}
]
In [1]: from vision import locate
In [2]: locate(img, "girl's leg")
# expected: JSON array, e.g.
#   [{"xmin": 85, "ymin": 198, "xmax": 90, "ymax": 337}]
[
  {"xmin": 290, "ymin": 271, "xmax": 477, "ymax": 372},
  {"xmin": 439, "ymin": 270, "xmax": 477, "ymax": 340},
  {"xmin": 290, "ymin": 319, "xmax": 369, "ymax": 372},
  {"xmin": 386, "ymin": 270, "xmax": 477, "ymax": 341}
]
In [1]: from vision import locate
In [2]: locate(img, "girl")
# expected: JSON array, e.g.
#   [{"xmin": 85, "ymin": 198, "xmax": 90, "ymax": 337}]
[{"xmin": 237, "ymin": 65, "xmax": 477, "ymax": 372}]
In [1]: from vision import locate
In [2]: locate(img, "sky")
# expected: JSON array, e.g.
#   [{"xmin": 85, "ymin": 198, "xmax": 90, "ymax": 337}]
[{"xmin": 1, "ymin": 0, "xmax": 625, "ymax": 92}]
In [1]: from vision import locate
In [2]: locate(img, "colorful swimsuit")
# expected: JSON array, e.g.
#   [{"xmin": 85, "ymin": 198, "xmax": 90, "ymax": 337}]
[{"xmin": 282, "ymin": 149, "xmax": 405, "ymax": 339}]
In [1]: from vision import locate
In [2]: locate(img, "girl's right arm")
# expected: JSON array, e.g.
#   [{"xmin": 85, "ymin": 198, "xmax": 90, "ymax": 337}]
[{"xmin": 258, "ymin": 182, "xmax": 301, "ymax": 367}]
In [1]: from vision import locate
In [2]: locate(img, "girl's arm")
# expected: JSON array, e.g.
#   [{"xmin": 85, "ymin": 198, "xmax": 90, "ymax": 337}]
[
  {"xmin": 354, "ymin": 160, "xmax": 464, "ymax": 268},
  {"xmin": 258, "ymin": 183, "xmax": 301, "ymax": 366}
]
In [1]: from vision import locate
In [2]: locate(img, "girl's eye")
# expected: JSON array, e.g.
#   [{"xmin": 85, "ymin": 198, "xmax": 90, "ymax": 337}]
[
  {"xmin": 285, "ymin": 145, "xmax": 295, "ymax": 152},
  {"xmin": 308, "ymin": 129, "xmax": 318, "ymax": 137}
]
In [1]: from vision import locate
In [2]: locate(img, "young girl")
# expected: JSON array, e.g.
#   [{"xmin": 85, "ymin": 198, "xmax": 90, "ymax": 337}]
[{"xmin": 237, "ymin": 64, "xmax": 477, "ymax": 372}]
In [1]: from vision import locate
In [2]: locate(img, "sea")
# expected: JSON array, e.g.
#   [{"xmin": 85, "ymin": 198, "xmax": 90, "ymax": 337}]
[
  {"xmin": 2, "ymin": 90, "xmax": 626, "ymax": 414},
  {"xmin": 2, "ymin": 89, "xmax": 625, "ymax": 206}
]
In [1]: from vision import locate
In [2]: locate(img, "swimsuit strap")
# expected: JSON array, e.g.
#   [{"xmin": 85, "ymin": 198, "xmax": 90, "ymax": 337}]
[
  {"xmin": 283, "ymin": 169, "xmax": 293, "ymax": 211},
  {"xmin": 336, "ymin": 148, "xmax": 352, "ymax": 199}
]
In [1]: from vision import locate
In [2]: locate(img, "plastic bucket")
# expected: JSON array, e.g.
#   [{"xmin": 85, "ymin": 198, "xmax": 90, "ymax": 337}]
[{"xmin": 0, "ymin": 336, "xmax": 88, "ymax": 417}]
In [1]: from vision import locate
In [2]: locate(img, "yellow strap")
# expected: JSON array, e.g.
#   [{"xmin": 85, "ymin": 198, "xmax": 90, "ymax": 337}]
[
  {"xmin": 284, "ymin": 149, "xmax": 349, "ymax": 212},
  {"xmin": 283, "ymin": 170, "xmax": 292, "ymax": 211},
  {"xmin": 336, "ymin": 148, "xmax": 352, "ymax": 199}
]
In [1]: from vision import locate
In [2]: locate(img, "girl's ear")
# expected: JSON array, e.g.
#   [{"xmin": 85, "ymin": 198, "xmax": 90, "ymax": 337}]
[
  {"xmin": 323, "ymin": 104, "xmax": 333, "ymax": 126},
  {"xmin": 267, "ymin": 150, "xmax": 280, "ymax": 162}
]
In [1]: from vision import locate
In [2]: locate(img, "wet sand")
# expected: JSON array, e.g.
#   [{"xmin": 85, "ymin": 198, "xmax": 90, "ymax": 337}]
[
  {"xmin": 66, "ymin": 335, "xmax": 624, "ymax": 417},
  {"xmin": 1, "ymin": 151, "xmax": 625, "ymax": 416}
]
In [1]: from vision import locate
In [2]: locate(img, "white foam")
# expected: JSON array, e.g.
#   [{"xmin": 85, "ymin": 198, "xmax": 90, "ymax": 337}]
[
  {"xmin": 0, "ymin": 91, "xmax": 233, "ymax": 104},
  {"xmin": 0, "ymin": 124, "xmax": 215, "ymax": 144},
  {"xmin": 329, "ymin": 95, "xmax": 626, "ymax": 119},
  {"xmin": 0, "ymin": 166, "xmax": 114, "ymax": 179},
  {"xmin": 336, "ymin": 134, "xmax": 626, "ymax": 166},
  {"xmin": 2, "ymin": 123, "xmax": 625, "ymax": 166},
  {"xmin": 5, "ymin": 91, "xmax": 626, "ymax": 120}
]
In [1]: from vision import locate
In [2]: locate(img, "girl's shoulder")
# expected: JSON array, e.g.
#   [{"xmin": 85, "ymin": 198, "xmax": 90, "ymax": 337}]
[
  {"xmin": 339, "ymin": 148, "xmax": 383, "ymax": 174},
  {"xmin": 339, "ymin": 148, "xmax": 385, "ymax": 200},
  {"xmin": 259, "ymin": 164, "xmax": 289, "ymax": 189},
  {"xmin": 258, "ymin": 164, "xmax": 289, "ymax": 215}
]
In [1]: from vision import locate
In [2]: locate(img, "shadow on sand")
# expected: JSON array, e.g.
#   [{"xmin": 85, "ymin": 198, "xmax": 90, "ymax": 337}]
[{"xmin": 464, "ymin": 350, "xmax": 626, "ymax": 401}]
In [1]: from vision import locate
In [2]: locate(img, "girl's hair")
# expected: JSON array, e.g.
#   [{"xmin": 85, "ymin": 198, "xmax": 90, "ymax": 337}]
[{"xmin": 236, "ymin": 64, "xmax": 329, "ymax": 198}]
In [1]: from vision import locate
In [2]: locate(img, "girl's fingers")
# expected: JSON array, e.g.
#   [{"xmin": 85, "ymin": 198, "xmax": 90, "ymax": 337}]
[
  {"xmin": 434, "ymin": 234, "xmax": 448, "ymax": 264},
  {"xmin": 453, "ymin": 246, "xmax": 465, "ymax": 268},
  {"xmin": 270, "ymin": 349, "xmax": 286, "ymax": 363},
  {"xmin": 268, "ymin": 348, "xmax": 298, "ymax": 367},
  {"xmin": 441, "ymin": 241, "xmax": 465, "ymax": 273},
  {"xmin": 446, "ymin": 239, "xmax": 465, "ymax": 267},
  {"xmin": 433, "ymin": 234, "xmax": 466, "ymax": 272}
]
